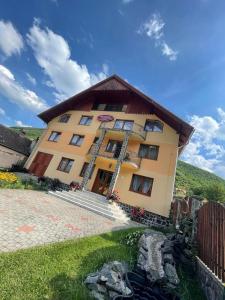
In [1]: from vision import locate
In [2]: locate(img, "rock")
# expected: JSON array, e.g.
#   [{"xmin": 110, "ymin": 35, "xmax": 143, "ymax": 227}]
[
  {"xmin": 163, "ymin": 253, "xmax": 174, "ymax": 265},
  {"xmin": 85, "ymin": 261, "xmax": 131, "ymax": 299},
  {"xmin": 164, "ymin": 263, "xmax": 180, "ymax": 287},
  {"xmin": 137, "ymin": 230, "xmax": 166, "ymax": 282}
]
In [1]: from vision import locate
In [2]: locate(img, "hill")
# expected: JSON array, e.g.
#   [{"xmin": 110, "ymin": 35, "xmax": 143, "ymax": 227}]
[
  {"xmin": 10, "ymin": 127, "xmax": 44, "ymax": 140},
  {"xmin": 10, "ymin": 127, "xmax": 225, "ymax": 193},
  {"xmin": 175, "ymin": 160, "xmax": 225, "ymax": 192}
]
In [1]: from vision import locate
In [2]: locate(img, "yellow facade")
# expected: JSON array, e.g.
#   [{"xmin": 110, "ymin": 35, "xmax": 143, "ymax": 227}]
[{"xmin": 25, "ymin": 109, "xmax": 179, "ymax": 217}]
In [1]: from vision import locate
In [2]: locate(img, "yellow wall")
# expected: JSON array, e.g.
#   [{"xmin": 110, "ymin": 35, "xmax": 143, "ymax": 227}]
[{"xmin": 25, "ymin": 110, "xmax": 179, "ymax": 217}]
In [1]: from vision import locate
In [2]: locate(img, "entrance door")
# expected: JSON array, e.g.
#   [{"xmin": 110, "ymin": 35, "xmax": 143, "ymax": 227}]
[
  {"xmin": 92, "ymin": 169, "xmax": 113, "ymax": 195},
  {"xmin": 28, "ymin": 151, "xmax": 53, "ymax": 177}
]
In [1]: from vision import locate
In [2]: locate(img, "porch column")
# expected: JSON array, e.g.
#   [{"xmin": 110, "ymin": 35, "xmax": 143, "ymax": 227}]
[
  {"xmin": 80, "ymin": 129, "xmax": 106, "ymax": 190},
  {"xmin": 107, "ymin": 131, "xmax": 130, "ymax": 197}
]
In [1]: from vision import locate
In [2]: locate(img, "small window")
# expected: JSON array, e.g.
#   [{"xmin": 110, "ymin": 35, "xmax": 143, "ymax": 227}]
[
  {"xmin": 138, "ymin": 144, "xmax": 159, "ymax": 160},
  {"xmin": 59, "ymin": 114, "xmax": 71, "ymax": 123},
  {"xmin": 92, "ymin": 103, "xmax": 125, "ymax": 112},
  {"xmin": 57, "ymin": 157, "xmax": 74, "ymax": 173},
  {"xmin": 144, "ymin": 120, "xmax": 163, "ymax": 132},
  {"xmin": 70, "ymin": 134, "xmax": 84, "ymax": 146},
  {"xmin": 79, "ymin": 116, "xmax": 93, "ymax": 126},
  {"xmin": 79, "ymin": 162, "xmax": 95, "ymax": 178},
  {"xmin": 114, "ymin": 120, "xmax": 134, "ymax": 131},
  {"xmin": 48, "ymin": 131, "xmax": 61, "ymax": 142},
  {"xmin": 130, "ymin": 174, "xmax": 153, "ymax": 196}
]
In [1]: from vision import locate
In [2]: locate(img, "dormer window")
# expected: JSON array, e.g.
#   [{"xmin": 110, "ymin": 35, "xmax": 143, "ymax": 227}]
[
  {"xmin": 144, "ymin": 120, "xmax": 163, "ymax": 132},
  {"xmin": 59, "ymin": 114, "xmax": 71, "ymax": 123}
]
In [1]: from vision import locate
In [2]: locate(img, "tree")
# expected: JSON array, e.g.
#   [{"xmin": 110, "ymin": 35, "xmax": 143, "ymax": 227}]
[{"xmin": 205, "ymin": 183, "xmax": 225, "ymax": 203}]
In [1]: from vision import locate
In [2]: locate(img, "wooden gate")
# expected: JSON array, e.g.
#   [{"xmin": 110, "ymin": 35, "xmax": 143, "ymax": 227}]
[
  {"xmin": 28, "ymin": 151, "xmax": 53, "ymax": 177},
  {"xmin": 197, "ymin": 202, "xmax": 225, "ymax": 282}
]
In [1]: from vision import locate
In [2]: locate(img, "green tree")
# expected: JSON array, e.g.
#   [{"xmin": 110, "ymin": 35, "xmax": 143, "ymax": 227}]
[{"xmin": 205, "ymin": 183, "xmax": 225, "ymax": 203}]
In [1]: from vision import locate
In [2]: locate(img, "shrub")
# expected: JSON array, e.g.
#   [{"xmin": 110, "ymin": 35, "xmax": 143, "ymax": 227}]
[
  {"xmin": 121, "ymin": 230, "xmax": 144, "ymax": 246},
  {"xmin": 204, "ymin": 183, "xmax": 225, "ymax": 203}
]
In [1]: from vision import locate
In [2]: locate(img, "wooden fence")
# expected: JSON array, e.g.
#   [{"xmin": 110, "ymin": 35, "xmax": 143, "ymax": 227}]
[{"xmin": 197, "ymin": 202, "xmax": 225, "ymax": 282}]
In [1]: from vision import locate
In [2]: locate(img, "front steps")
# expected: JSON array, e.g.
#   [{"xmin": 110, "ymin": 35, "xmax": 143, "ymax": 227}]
[{"xmin": 48, "ymin": 190, "xmax": 130, "ymax": 223}]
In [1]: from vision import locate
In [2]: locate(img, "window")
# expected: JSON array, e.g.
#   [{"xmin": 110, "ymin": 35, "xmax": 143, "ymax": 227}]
[
  {"xmin": 144, "ymin": 120, "xmax": 163, "ymax": 132},
  {"xmin": 79, "ymin": 162, "xmax": 95, "ymax": 178},
  {"xmin": 48, "ymin": 131, "xmax": 61, "ymax": 142},
  {"xmin": 70, "ymin": 134, "xmax": 84, "ymax": 146},
  {"xmin": 106, "ymin": 140, "xmax": 121, "ymax": 152},
  {"xmin": 79, "ymin": 116, "xmax": 93, "ymax": 126},
  {"xmin": 57, "ymin": 157, "xmax": 74, "ymax": 173},
  {"xmin": 114, "ymin": 120, "xmax": 134, "ymax": 131},
  {"xmin": 92, "ymin": 103, "xmax": 125, "ymax": 112},
  {"xmin": 59, "ymin": 114, "xmax": 71, "ymax": 123},
  {"xmin": 93, "ymin": 137, "xmax": 99, "ymax": 144},
  {"xmin": 130, "ymin": 175, "xmax": 153, "ymax": 196},
  {"xmin": 138, "ymin": 144, "xmax": 159, "ymax": 160}
]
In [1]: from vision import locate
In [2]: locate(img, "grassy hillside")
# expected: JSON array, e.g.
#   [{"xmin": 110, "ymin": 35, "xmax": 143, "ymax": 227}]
[
  {"xmin": 10, "ymin": 127, "xmax": 44, "ymax": 140},
  {"xmin": 176, "ymin": 160, "xmax": 225, "ymax": 192},
  {"xmin": 10, "ymin": 127, "xmax": 225, "ymax": 193}
]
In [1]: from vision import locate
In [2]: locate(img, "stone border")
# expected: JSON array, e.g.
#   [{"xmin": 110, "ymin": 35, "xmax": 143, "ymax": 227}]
[
  {"xmin": 196, "ymin": 256, "xmax": 225, "ymax": 300},
  {"xmin": 117, "ymin": 202, "xmax": 170, "ymax": 227}
]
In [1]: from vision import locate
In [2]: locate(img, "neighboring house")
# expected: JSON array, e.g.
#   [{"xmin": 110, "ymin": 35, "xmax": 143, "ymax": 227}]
[
  {"xmin": 0, "ymin": 125, "xmax": 32, "ymax": 169},
  {"xmin": 25, "ymin": 75, "xmax": 194, "ymax": 217}
]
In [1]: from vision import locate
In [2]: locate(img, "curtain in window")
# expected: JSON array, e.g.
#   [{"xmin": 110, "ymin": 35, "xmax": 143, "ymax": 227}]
[
  {"xmin": 59, "ymin": 159, "xmax": 67, "ymax": 170},
  {"xmin": 139, "ymin": 145, "xmax": 148, "ymax": 158},
  {"xmin": 124, "ymin": 121, "xmax": 133, "ymax": 130},
  {"xmin": 132, "ymin": 175, "xmax": 141, "ymax": 192},
  {"xmin": 65, "ymin": 160, "xmax": 73, "ymax": 172},
  {"xmin": 149, "ymin": 146, "xmax": 158, "ymax": 159},
  {"xmin": 114, "ymin": 120, "xmax": 124, "ymax": 129},
  {"xmin": 142, "ymin": 178, "xmax": 151, "ymax": 194}
]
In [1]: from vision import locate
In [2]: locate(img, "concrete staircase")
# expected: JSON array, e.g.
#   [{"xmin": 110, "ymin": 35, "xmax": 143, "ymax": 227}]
[{"xmin": 48, "ymin": 190, "xmax": 130, "ymax": 223}]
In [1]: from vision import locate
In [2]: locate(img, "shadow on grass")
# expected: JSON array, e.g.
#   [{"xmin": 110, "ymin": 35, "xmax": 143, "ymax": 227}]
[{"xmin": 48, "ymin": 229, "xmax": 139, "ymax": 300}]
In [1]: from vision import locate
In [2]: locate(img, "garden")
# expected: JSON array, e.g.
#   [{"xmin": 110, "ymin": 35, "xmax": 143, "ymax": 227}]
[{"xmin": 0, "ymin": 228, "xmax": 204, "ymax": 300}]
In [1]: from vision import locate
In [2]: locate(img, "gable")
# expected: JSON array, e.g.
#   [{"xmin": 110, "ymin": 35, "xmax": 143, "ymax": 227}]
[{"xmin": 38, "ymin": 75, "xmax": 194, "ymax": 148}]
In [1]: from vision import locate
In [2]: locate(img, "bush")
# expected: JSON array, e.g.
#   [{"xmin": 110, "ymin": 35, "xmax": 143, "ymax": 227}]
[
  {"xmin": 205, "ymin": 183, "xmax": 225, "ymax": 203},
  {"xmin": 121, "ymin": 230, "xmax": 144, "ymax": 246}
]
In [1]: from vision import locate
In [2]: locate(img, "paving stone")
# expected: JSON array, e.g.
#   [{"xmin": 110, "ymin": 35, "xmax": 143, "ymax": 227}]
[{"xmin": 0, "ymin": 189, "xmax": 139, "ymax": 252}]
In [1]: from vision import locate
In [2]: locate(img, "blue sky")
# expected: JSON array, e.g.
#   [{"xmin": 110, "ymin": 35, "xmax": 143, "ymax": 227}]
[{"xmin": 0, "ymin": 0, "xmax": 225, "ymax": 178}]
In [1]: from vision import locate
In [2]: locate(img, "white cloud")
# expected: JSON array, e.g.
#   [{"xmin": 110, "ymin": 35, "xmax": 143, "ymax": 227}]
[
  {"xmin": 137, "ymin": 13, "xmax": 178, "ymax": 61},
  {"xmin": 0, "ymin": 64, "xmax": 48, "ymax": 112},
  {"xmin": 15, "ymin": 120, "xmax": 32, "ymax": 127},
  {"xmin": 27, "ymin": 20, "xmax": 108, "ymax": 101},
  {"xmin": 0, "ymin": 20, "xmax": 24, "ymax": 57},
  {"xmin": 0, "ymin": 107, "xmax": 5, "ymax": 116},
  {"xmin": 122, "ymin": 0, "xmax": 134, "ymax": 4},
  {"xmin": 182, "ymin": 108, "xmax": 225, "ymax": 179},
  {"xmin": 161, "ymin": 42, "xmax": 178, "ymax": 61},
  {"xmin": 138, "ymin": 13, "xmax": 164, "ymax": 40},
  {"xmin": 26, "ymin": 73, "xmax": 36, "ymax": 85}
]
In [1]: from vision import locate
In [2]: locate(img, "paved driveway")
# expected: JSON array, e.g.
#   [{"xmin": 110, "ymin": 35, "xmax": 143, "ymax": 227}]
[{"xmin": 0, "ymin": 189, "xmax": 138, "ymax": 252}]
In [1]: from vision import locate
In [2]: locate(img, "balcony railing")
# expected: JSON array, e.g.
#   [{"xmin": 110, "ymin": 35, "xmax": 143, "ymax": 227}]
[
  {"xmin": 99, "ymin": 121, "xmax": 146, "ymax": 140},
  {"xmin": 88, "ymin": 143, "xmax": 141, "ymax": 169}
]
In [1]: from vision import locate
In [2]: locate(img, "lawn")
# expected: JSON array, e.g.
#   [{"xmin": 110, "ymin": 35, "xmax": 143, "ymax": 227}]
[{"xmin": 0, "ymin": 228, "xmax": 204, "ymax": 300}]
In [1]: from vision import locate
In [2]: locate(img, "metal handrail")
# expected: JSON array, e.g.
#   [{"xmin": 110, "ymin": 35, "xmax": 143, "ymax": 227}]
[
  {"xmin": 88, "ymin": 143, "xmax": 141, "ymax": 167},
  {"xmin": 99, "ymin": 121, "xmax": 146, "ymax": 140}
]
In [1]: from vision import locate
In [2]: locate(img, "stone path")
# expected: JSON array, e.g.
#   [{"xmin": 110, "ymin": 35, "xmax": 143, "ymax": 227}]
[{"xmin": 0, "ymin": 189, "xmax": 139, "ymax": 252}]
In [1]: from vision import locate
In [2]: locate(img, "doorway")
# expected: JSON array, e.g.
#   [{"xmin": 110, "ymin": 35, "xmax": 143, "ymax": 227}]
[
  {"xmin": 28, "ymin": 151, "xmax": 53, "ymax": 177},
  {"xmin": 92, "ymin": 169, "xmax": 113, "ymax": 195}
]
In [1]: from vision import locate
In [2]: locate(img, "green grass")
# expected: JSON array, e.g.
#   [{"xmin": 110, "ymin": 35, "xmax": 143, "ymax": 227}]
[
  {"xmin": 0, "ymin": 228, "xmax": 204, "ymax": 300},
  {"xmin": 10, "ymin": 127, "xmax": 44, "ymax": 140}
]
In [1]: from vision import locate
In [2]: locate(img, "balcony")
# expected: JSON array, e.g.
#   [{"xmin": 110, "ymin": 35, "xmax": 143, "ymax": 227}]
[
  {"xmin": 97, "ymin": 121, "xmax": 146, "ymax": 141},
  {"xmin": 87, "ymin": 143, "xmax": 141, "ymax": 170}
]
